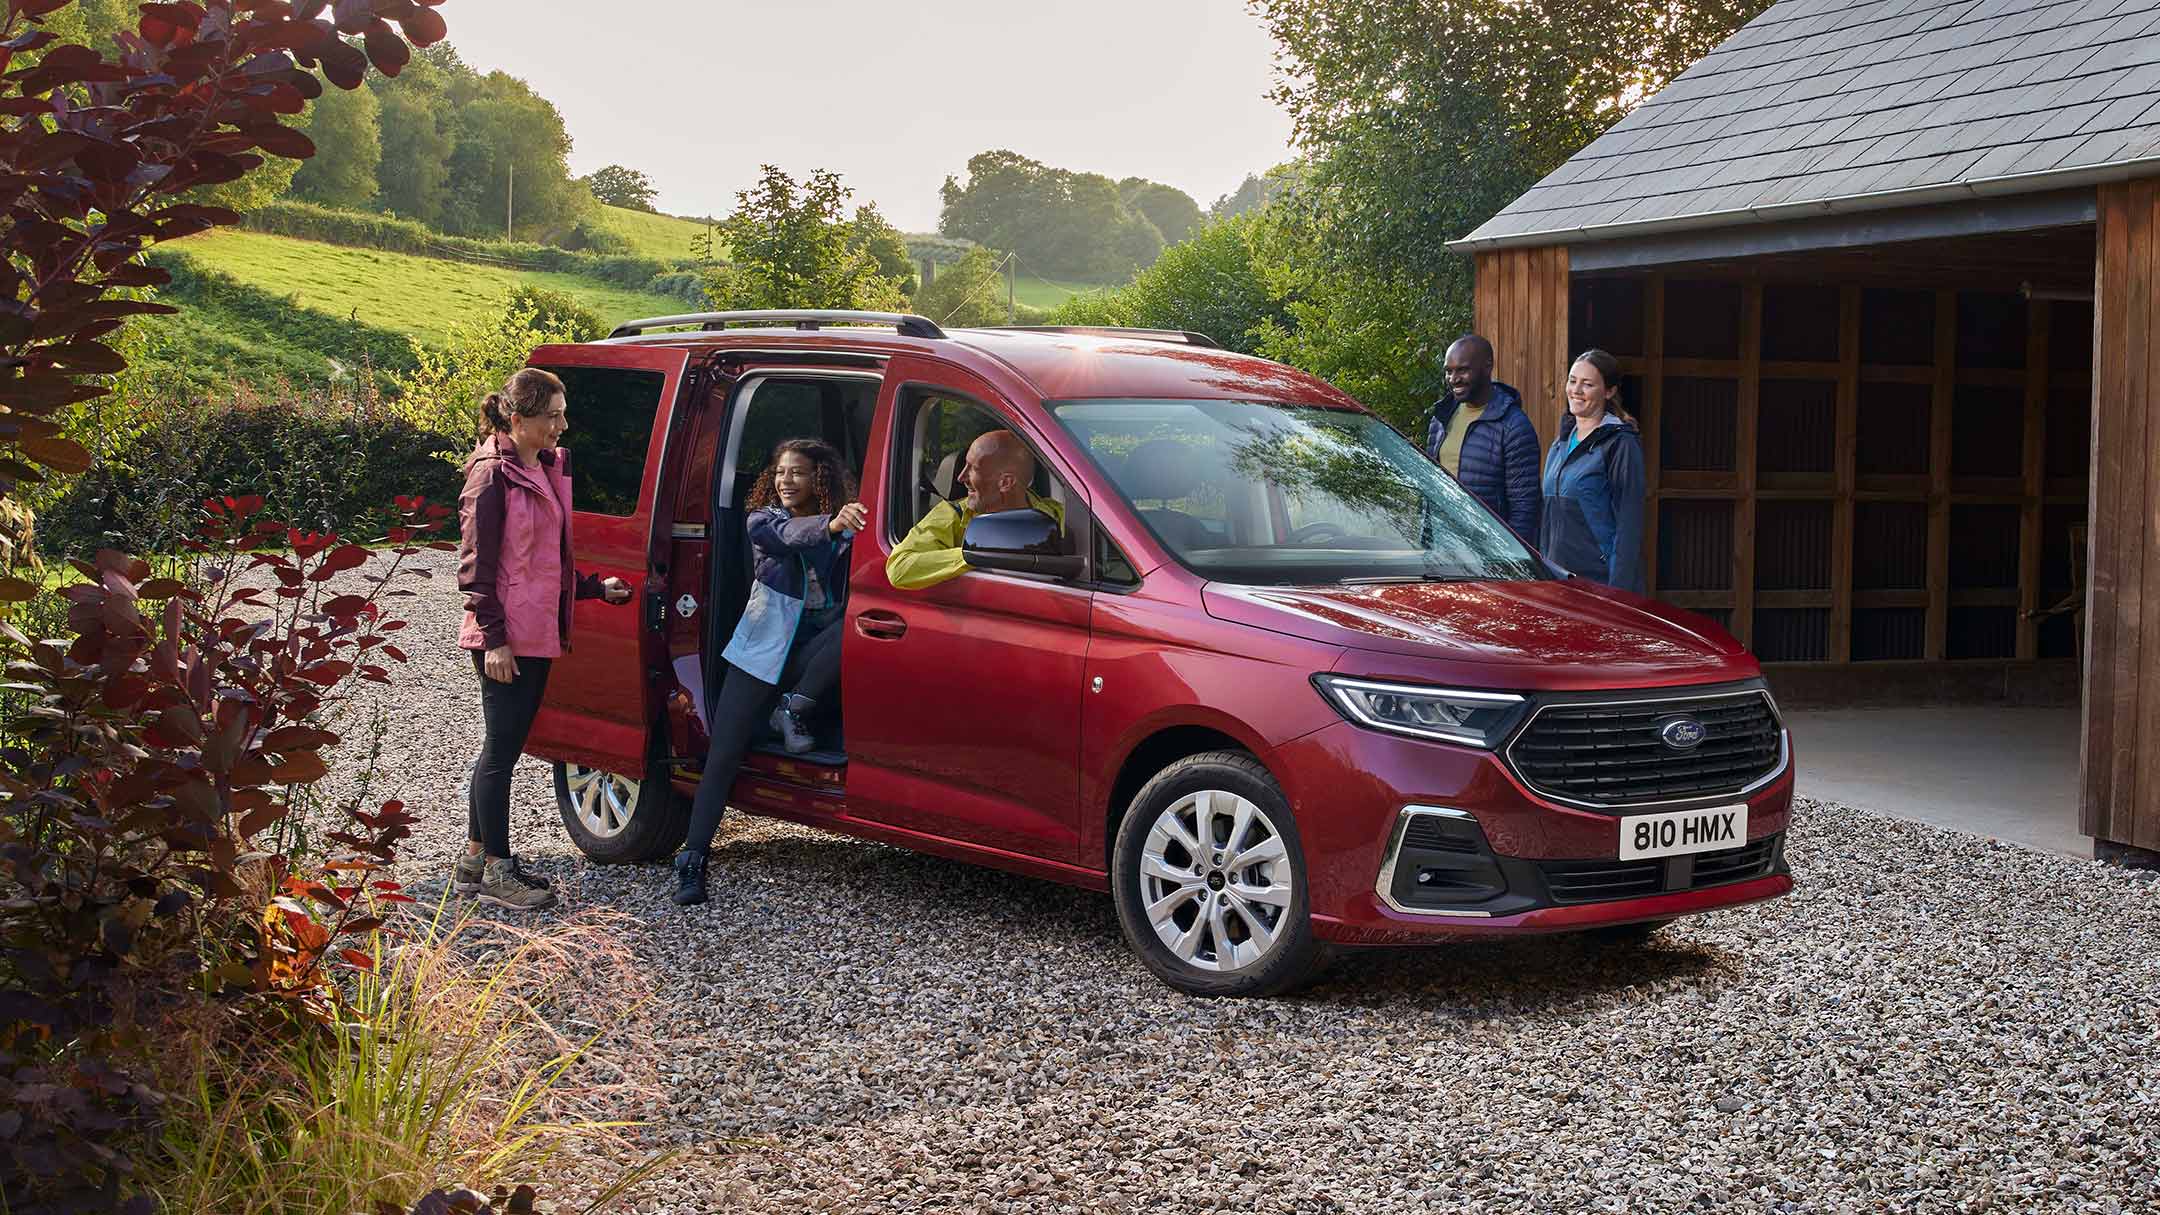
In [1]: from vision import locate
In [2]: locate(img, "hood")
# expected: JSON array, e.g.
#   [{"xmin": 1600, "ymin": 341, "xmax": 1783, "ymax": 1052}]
[{"xmin": 1201, "ymin": 578, "xmax": 1753, "ymax": 687}]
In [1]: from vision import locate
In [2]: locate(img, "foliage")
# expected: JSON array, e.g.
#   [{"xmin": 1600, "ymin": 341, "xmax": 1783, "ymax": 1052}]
[
  {"xmin": 1209, "ymin": 169, "xmax": 1289, "ymax": 221},
  {"xmin": 0, "ymin": 0, "xmax": 445, "ymax": 518},
  {"xmin": 0, "ymin": 3, "xmax": 447, "ymax": 1207},
  {"xmin": 292, "ymin": 80, "xmax": 385, "ymax": 209},
  {"xmin": 703, "ymin": 166, "xmax": 909, "ymax": 312},
  {"xmin": 0, "ymin": 505, "xmax": 451, "ymax": 1212},
  {"xmin": 364, "ymin": 47, "xmax": 589, "ymax": 239},
  {"xmin": 36, "ymin": 384, "xmax": 461, "ymax": 559},
  {"xmin": 153, "ymin": 909, "xmax": 666, "ymax": 1215},
  {"xmin": 916, "ymin": 246, "xmax": 1012, "ymax": 328},
  {"xmin": 583, "ymin": 164, "xmax": 658, "ymax": 212},
  {"xmin": 503, "ymin": 285, "xmax": 606, "ymax": 343},
  {"xmin": 391, "ymin": 295, "xmax": 595, "ymax": 455},
  {"xmin": 1251, "ymin": 0, "xmax": 1769, "ymax": 287},
  {"xmin": 1119, "ymin": 177, "xmax": 1203, "ymax": 245},
  {"xmin": 1044, "ymin": 214, "xmax": 1286, "ymax": 355},
  {"xmin": 938, "ymin": 149, "xmax": 1166, "ymax": 281},
  {"xmin": 903, "ymin": 231, "xmax": 977, "ymax": 268},
  {"xmin": 849, "ymin": 202, "xmax": 916, "ymax": 295}
]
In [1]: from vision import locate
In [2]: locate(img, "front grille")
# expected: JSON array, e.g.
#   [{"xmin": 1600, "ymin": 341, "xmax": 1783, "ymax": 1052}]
[
  {"xmin": 1506, "ymin": 690, "xmax": 1782, "ymax": 807},
  {"xmin": 1537, "ymin": 833, "xmax": 1783, "ymax": 905}
]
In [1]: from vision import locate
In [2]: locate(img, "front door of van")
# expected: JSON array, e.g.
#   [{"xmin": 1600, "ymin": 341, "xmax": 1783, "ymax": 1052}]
[{"xmin": 843, "ymin": 364, "xmax": 1092, "ymax": 865}]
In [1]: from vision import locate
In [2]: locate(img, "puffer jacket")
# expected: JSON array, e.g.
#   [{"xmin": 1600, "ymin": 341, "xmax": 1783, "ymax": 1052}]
[
  {"xmin": 1424, "ymin": 382, "xmax": 1542, "ymax": 539},
  {"xmin": 721, "ymin": 505, "xmax": 853, "ymax": 684},
  {"xmin": 1538, "ymin": 413, "xmax": 1648, "ymax": 595},
  {"xmin": 457, "ymin": 433, "xmax": 607, "ymax": 657}
]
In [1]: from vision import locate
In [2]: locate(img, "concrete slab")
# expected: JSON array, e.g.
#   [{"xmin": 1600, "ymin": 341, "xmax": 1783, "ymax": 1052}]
[{"xmin": 1784, "ymin": 707, "xmax": 2089, "ymax": 858}]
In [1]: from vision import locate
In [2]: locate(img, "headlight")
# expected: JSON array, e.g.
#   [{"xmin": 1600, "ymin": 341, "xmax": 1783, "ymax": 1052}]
[{"xmin": 1312, "ymin": 676, "xmax": 1527, "ymax": 749}]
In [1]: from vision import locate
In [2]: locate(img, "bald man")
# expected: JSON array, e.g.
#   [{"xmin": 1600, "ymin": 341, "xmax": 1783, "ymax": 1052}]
[
  {"xmin": 1426, "ymin": 334, "xmax": 1543, "ymax": 539},
  {"xmin": 886, "ymin": 429, "xmax": 1066, "ymax": 590}
]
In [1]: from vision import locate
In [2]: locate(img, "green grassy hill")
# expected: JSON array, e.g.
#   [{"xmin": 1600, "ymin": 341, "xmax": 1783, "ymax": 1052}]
[
  {"xmin": 591, "ymin": 204, "xmax": 715, "ymax": 262},
  {"xmin": 167, "ymin": 229, "xmax": 689, "ymax": 342}
]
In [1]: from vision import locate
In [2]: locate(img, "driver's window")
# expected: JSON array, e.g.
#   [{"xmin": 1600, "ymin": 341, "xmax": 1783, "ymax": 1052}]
[{"xmin": 889, "ymin": 389, "xmax": 1074, "ymax": 549}]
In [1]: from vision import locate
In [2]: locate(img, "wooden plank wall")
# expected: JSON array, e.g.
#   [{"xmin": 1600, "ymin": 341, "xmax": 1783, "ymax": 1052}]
[
  {"xmin": 1473, "ymin": 247, "xmax": 1572, "ymax": 451},
  {"xmin": 2087, "ymin": 181, "xmax": 2160, "ymax": 853}
]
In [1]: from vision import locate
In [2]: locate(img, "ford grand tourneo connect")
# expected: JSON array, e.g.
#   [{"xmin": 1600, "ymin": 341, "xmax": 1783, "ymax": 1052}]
[{"xmin": 521, "ymin": 311, "xmax": 1793, "ymax": 997}]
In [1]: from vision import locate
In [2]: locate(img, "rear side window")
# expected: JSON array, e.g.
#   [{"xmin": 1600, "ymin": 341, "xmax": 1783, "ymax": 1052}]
[{"xmin": 538, "ymin": 365, "xmax": 666, "ymax": 517}]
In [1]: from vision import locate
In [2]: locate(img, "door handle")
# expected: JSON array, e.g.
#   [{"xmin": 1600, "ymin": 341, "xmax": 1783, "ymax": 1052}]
[{"xmin": 855, "ymin": 610, "xmax": 907, "ymax": 640}]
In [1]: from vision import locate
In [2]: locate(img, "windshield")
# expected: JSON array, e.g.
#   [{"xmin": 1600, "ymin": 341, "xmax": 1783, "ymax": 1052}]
[{"xmin": 1050, "ymin": 399, "xmax": 1544, "ymax": 586}]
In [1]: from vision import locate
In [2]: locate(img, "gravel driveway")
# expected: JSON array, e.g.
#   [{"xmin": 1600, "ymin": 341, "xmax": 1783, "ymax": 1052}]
[{"xmin": 348, "ymin": 550, "xmax": 2160, "ymax": 1214}]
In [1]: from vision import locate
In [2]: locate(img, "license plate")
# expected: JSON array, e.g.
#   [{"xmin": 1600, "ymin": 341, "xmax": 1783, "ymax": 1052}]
[{"xmin": 1619, "ymin": 804, "xmax": 1749, "ymax": 859}]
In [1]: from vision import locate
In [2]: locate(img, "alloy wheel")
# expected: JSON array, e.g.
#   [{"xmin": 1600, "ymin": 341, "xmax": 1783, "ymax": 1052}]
[
  {"xmin": 1138, "ymin": 787, "xmax": 1296, "ymax": 973},
  {"xmin": 565, "ymin": 764, "xmax": 639, "ymax": 840}
]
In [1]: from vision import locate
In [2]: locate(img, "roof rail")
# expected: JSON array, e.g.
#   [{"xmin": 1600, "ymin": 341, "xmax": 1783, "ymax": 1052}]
[
  {"xmin": 975, "ymin": 325, "xmax": 1221, "ymax": 349},
  {"xmin": 608, "ymin": 310, "xmax": 947, "ymax": 340}
]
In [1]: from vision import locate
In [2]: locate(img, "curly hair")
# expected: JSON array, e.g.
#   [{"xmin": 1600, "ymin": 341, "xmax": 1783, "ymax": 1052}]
[{"xmin": 744, "ymin": 438, "xmax": 853, "ymax": 517}]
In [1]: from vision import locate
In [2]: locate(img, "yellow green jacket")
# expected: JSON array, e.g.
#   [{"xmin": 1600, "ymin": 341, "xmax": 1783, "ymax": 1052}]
[{"xmin": 886, "ymin": 492, "xmax": 1066, "ymax": 590}]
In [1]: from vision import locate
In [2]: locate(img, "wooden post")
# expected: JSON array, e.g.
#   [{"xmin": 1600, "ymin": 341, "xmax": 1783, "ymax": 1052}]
[
  {"xmin": 1733, "ymin": 285, "xmax": 1763, "ymax": 649},
  {"xmin": 1643, "ymin": 275, "xmax": 1666, "ymax": 599},
  {"xmin": 2086, "ymin": 178, "xmax": 2160, "ymax": 861},
  {"xmin": 1830, "ymin": 286, "xmax": 1860, "ymax": 662},
  {"xmin": 2016, "ymin": 302, "xmax": 2049, "ymax": 660},
  {"xmin": 1925, "ymin": 289, "xmax": 1956, "ymax": 660}
]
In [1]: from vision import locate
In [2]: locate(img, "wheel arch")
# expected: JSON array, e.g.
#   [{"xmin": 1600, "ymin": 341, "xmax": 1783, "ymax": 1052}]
[{"xmin": 1101, "ymin": 720, "xmax": 1267, "ymax": 867}]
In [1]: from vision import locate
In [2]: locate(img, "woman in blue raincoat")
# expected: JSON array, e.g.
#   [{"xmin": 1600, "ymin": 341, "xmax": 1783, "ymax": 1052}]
[
  {"xmin": 674, "ymin": 438, "xmax": 866, "ymax": 905},
  {"xmin": 1539, "ymin": 349, "xmax": 1648, "ymax": 595}
]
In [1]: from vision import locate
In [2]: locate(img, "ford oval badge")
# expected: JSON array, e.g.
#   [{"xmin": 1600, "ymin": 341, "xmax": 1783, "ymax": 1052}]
[{"xmin": 1660, "ymin": 717, "xmax": 1707, "ymax": 751}]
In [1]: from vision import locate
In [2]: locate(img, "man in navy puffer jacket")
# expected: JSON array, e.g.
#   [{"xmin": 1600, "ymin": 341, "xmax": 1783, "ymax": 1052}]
[{"xmin": 1424, "ymin": 335, "xmax": 1542, "ymax": 540}]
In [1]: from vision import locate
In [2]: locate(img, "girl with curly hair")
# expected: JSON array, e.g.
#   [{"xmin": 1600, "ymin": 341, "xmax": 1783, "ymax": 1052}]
[{"xmin": 674, "ymin": 438, "xmax": 867, "ymax": 905}]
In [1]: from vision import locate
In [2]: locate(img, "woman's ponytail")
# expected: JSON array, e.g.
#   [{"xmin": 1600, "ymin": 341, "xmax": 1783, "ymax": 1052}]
[{"xmin": 481, "ymin": 391, "xmax": 511, "ymax": 432}]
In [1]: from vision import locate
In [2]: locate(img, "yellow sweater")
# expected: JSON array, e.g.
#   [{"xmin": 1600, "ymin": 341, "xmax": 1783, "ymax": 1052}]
[{"xmin": 886, "ymin": 492, "xmax": 1066, "ymax": 590}]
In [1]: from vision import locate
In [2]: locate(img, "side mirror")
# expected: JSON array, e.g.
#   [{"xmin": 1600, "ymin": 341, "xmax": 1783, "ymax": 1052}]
[{"xmin": 963, "ymin": 508, "xmax": 1084, "ymax": 580}]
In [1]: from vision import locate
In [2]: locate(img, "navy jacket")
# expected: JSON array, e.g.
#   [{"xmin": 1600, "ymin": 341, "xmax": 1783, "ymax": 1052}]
[
  {"xmin": 1424, "ymin": 383, "xmax": 1542, "ymax": 539},
  {"xmin": 1538, "ymin": 414, "xmax": 1647, "ymax": 595},
  {"xmin": 746, "ymin": 504, "xmax": 852, "ymax": 606}
]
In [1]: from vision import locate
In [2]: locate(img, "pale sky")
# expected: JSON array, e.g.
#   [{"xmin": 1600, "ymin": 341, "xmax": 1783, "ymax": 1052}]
[{"xmin": 437, "ymin": 0, "xmax": 1299, "ymax": 232}]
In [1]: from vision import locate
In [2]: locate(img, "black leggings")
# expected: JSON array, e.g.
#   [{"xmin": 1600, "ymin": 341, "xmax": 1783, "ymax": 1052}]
[
  {"xmin": 683, "ymin": 616, "xmax": 841, "ymax": 854},
  {"xmin": 468, "ymin": 650, "xmax": 553, "ymax": 859}
]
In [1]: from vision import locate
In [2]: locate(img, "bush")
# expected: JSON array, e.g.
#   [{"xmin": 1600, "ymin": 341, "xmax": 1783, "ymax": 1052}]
[
  {"xmin": 36, "ymin": 387, "xmax": 464, "ymax": 560},
  {"xmin": 392, "ymin": 298, "xmax": 595, "ymax": 458},
  {"xmin": 643, "ymin": 269, "xmax": 709, "ymax": 308},
  {"xmin": 1044, "ymin": 214, "xmax": 1283, "ymax": 353},
  {"xmin": 239, "ymin": 200, "xmax": 692, "ymax": 289}
]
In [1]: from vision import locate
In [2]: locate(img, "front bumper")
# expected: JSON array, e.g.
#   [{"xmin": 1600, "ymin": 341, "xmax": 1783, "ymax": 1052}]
[{"xmin": 1263, "ymin": 718, "xmax": 1796, "ymax": 945}]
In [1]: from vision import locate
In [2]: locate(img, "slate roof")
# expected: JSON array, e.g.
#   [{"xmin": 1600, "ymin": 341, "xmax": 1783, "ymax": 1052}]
[{"xmin": 1456, "ymin": 0, "xmax": 2160, "ymax": 249}]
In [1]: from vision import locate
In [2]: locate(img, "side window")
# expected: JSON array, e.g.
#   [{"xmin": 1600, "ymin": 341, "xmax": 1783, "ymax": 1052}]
[
  {"xmin": 541, "ymin": 365, "xmax": 666, "ymax": 516},
  {"xmin": 889, "ymin": 388, "xmax": 1075, "ymax": 548},
  {"xmin": 727, "ymin": 377, "xmax": 878, "ymax": 509},
  {"xmin": 1096, "ymin": 528, "xmax": 1139, "ymax": 587}
]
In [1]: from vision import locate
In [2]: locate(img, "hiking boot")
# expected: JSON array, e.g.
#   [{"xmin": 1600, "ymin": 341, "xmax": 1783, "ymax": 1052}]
[
  {"xmin": 457, "ymin": 852, "xmax": 550, "ymax": 894},
  {"xmin": 477, "ymin": 856, "xmax": 558, "ymax": 911},
  {"xmin": 770, "ymin": 693, "xmax": 817, "ymax": 754},
  {"xmin": 672, "ymin": 849, "xmax": 709, "ymax": 906}
]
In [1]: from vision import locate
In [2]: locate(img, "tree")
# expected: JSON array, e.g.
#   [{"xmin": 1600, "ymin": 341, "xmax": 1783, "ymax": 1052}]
[
  {"xmin": 1210, "ymin": 171, "xmax": 1285, "ymax": 220},
  {"xmin": 705, "ymin": 166, "xmax": 908, "ymax": 312},
  {"xmin": 586, "ymin": 163, "xmax": 658, "ymax": 211},
  {"xmin": 1046, "ymin": 214, "xmax": 1286, "ymax": 355},
  {"xmin": 939, "ymin": 149, "xmax": 1164, "ymax": 282},
  {"xmin": 437, "ymin": 70, "xmax": 585, "ymax": 238},
  {"xmin": 371, "ymin": 53, "xmax": 453, "ymax": 223},
  {"xmin": 291, "ymin": 79, "xmax": 383, "ymax": 208},
  {"xmin": 1252, "ymin": 0, "xmax": 1770, "ymax": 287},
  {"xmin": 849, "ymin": 202, "xmax": 916, "ymax": 295},
  {"xmin": 1120, "ymin": 178, "xmax": 1203, "ymax": 246},
  {"xmin": 916, "ymin": 246, "xmax": 1011, "ymax": 328}
]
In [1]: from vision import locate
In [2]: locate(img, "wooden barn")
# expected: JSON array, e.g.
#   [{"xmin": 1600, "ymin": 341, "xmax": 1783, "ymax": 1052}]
[{"xmin": 1453, "ymin": 0, "xmax": 2160, "ymax": 865}]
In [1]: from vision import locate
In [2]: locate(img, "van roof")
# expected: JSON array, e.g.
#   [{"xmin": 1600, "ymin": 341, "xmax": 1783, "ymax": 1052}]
[{"xmin": 596, "ymin": 321, "xmax": 1363, "ymax": 409}]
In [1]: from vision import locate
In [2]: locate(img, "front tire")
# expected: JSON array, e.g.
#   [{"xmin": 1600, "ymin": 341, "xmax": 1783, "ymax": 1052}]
[
  {"xmin": 554, "ymin": 740, "xmax": 688, "ymax": 864},
  {"xmin": 1110, "ymin": 751, "xmax": 1323, "ymax": 998}
]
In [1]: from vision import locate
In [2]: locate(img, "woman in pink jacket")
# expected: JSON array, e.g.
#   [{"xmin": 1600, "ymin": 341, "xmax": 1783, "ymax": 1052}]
[{"xmin": 455, "ymin": 368, "xmax": 632, "ymax": 910}]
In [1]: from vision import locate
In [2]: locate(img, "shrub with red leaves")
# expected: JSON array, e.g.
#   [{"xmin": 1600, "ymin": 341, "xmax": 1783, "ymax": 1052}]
[{"xmin": 0, "ymin": 4, "xmax": 457, "ymax": 1210}]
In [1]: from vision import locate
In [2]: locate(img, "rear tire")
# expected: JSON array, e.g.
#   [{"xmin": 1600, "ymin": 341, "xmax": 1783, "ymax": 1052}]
[
  {"xmin": 555, "ymin": 738, "xmax": 688, "ymax": 864},
  {"xmin": 1110, "ymin": 751, "xmax": 1324, "ymax": 998}
]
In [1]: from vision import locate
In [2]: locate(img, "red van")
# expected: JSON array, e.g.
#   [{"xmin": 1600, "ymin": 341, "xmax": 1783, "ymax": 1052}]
[{"xmin": 523, "ymin": 310, "xmax": 1793, "ymax": 997}]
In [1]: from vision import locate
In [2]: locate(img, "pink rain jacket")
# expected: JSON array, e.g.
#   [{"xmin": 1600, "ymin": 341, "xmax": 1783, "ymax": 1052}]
[{"xmin": 457, "ymin": 433, "xmax": 606, "ymax": 657}]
